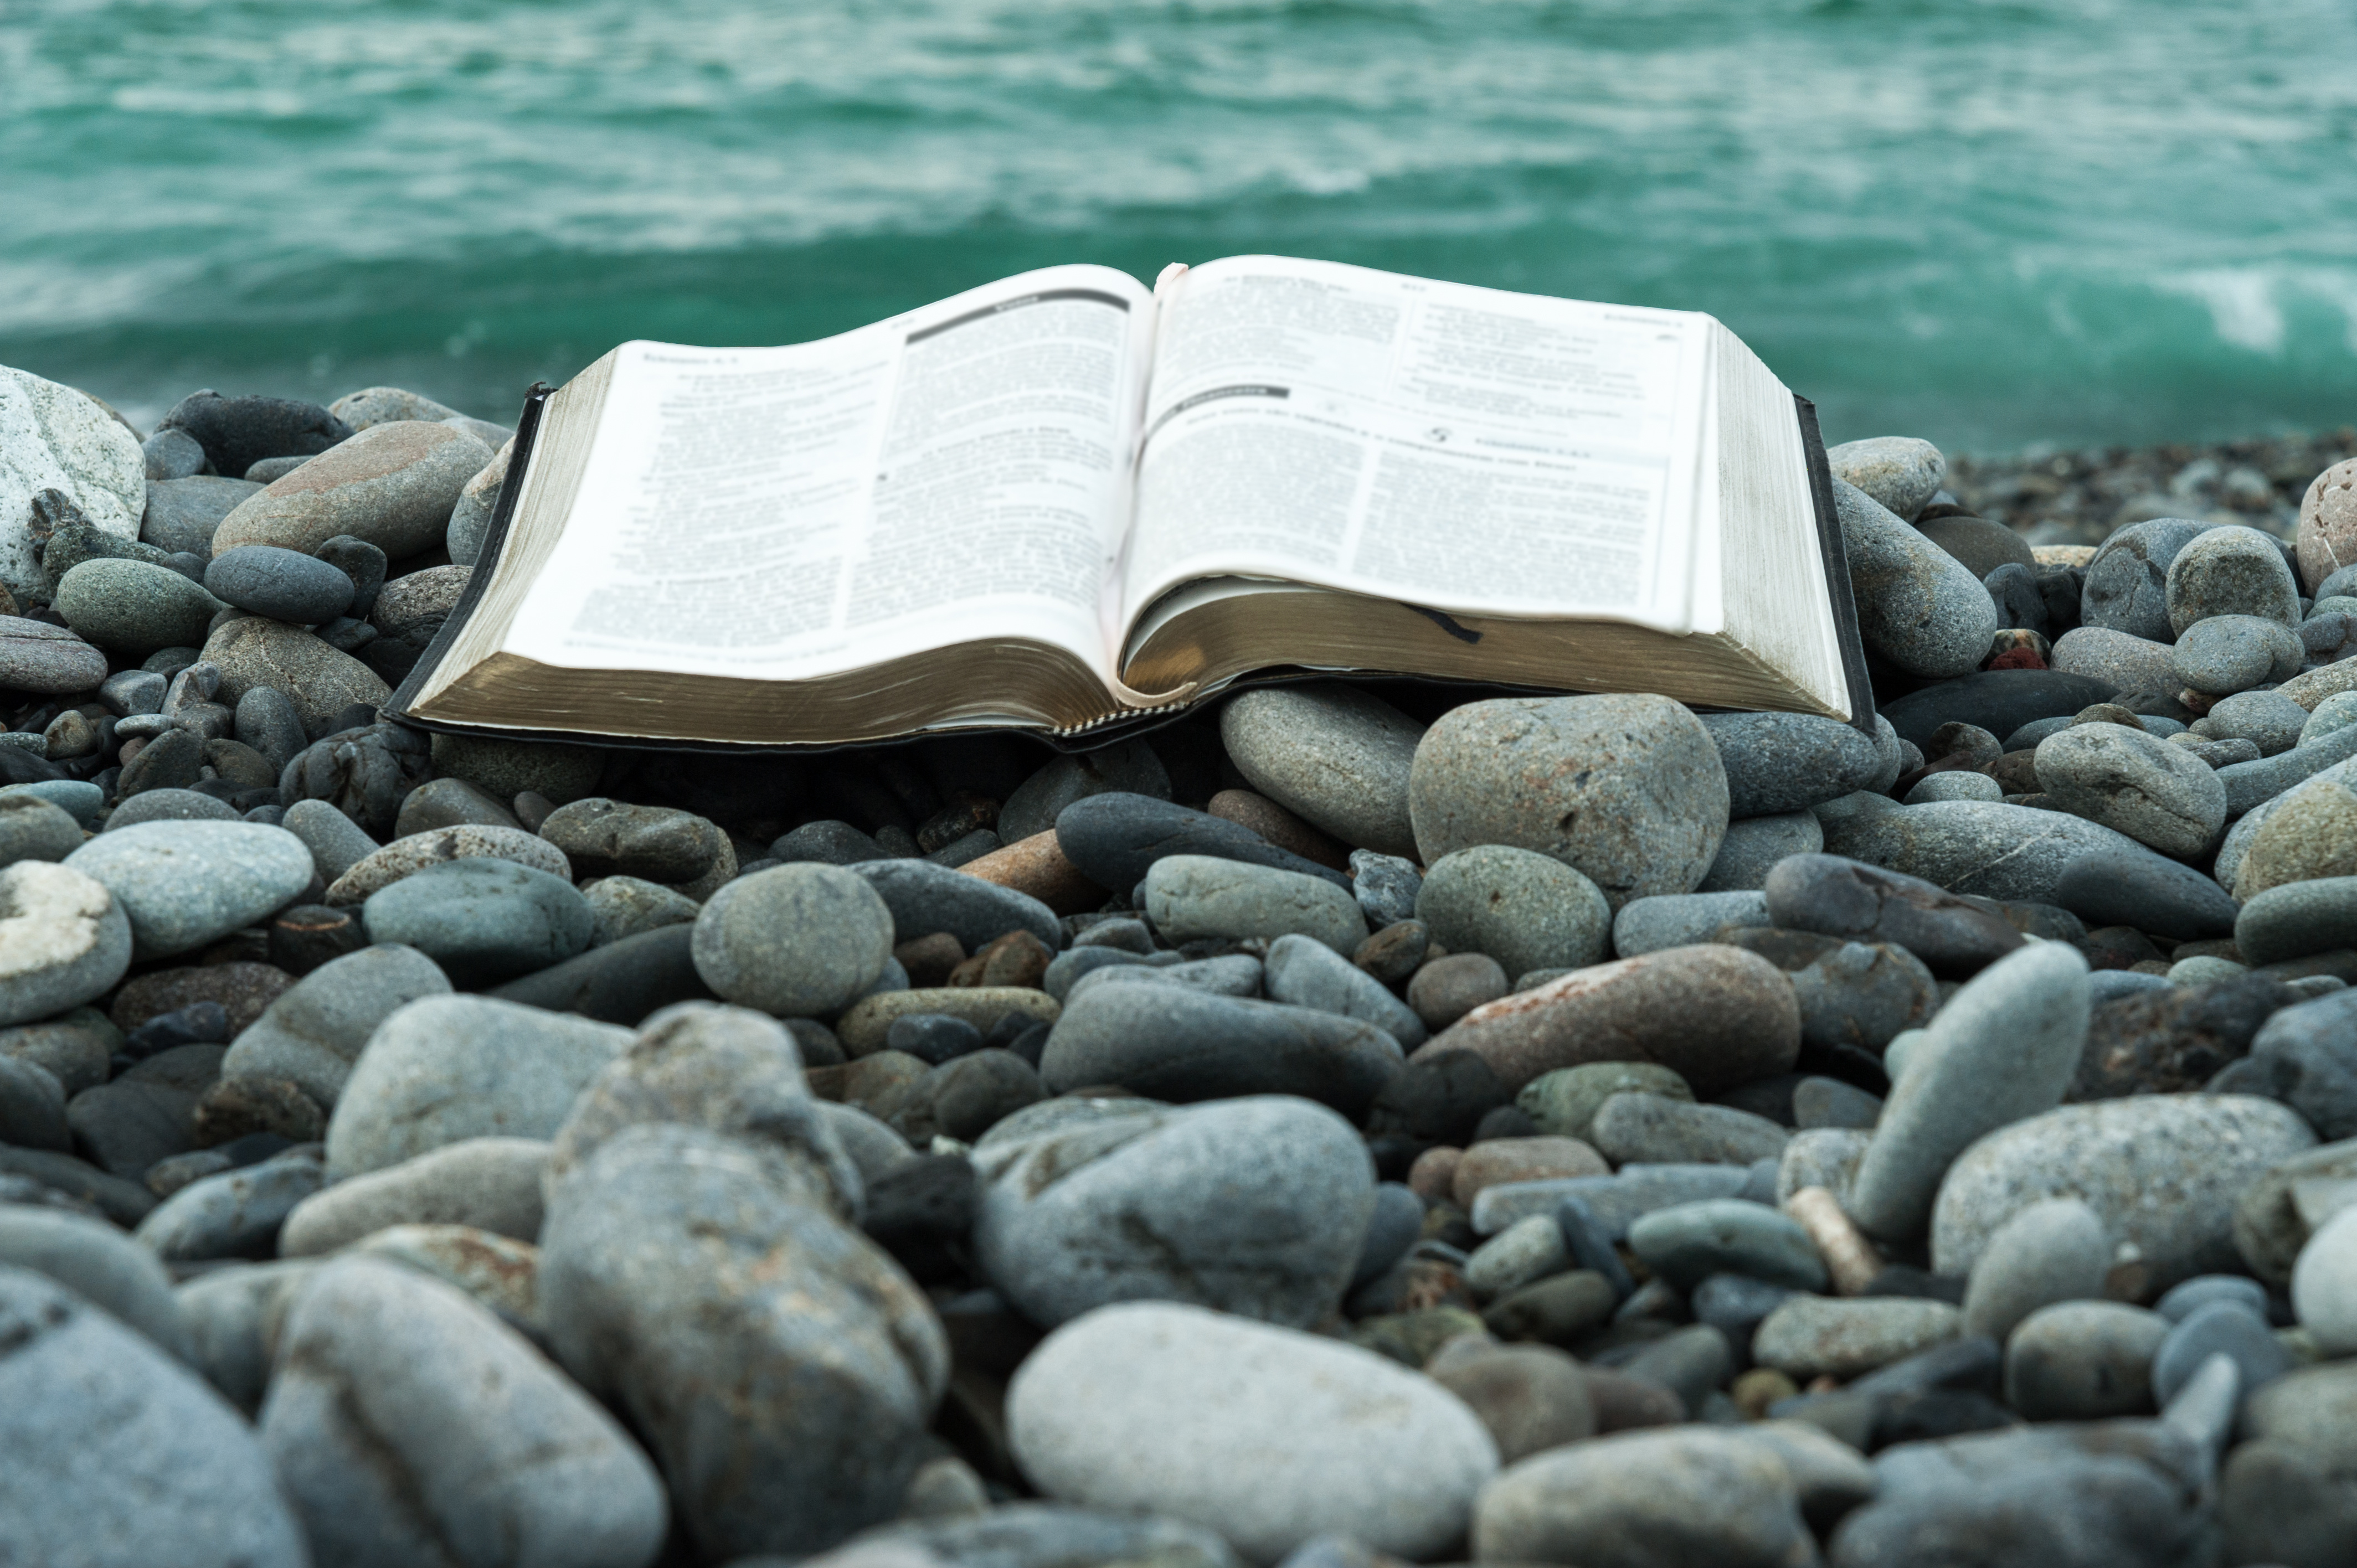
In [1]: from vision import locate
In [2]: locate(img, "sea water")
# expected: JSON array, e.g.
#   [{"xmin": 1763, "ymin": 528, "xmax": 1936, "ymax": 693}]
[{"xmin": 3, "ymin": 0, "xmax": 2354, "ymax": 451}]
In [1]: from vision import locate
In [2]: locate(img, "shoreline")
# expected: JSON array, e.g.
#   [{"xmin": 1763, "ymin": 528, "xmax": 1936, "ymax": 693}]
[{"xmin": 1949, "ymin": 425, "xmax": 2357, "ymax": 548}]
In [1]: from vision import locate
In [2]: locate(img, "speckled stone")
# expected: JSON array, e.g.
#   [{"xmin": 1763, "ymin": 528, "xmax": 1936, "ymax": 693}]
[
  {"xmin": 444, "ymin": 439, "xmax": 511, "ymax": 568},
  {"xmin": 0, "ymin": 617, "xmax": 108, "ymax": 694},
  {"xmin": 2202, "ymin": 689, "xmax": 2312, "ymax": 758},
  {"xmin": 1145, "ymin": 854, "xmax": 1368, "ymax": 954},
  {"xmin": 2232, "ymin": 782, "xmax": 2357, "ymax": 899},
  {"xmin": 1931, "ymin": 1095, "xmax": 2318, "ymax": 1292},
  {"xmin": 1414, "ymin": 845, "xmax": 1609, "ymax": 979},
  {"xmin": 1753, "ymin": 1296, "xmax": 1959, "ymax": 1381},
  {"xmin": 1818, "ymin": 798, "xmax": 2168, "ymax": 905},
  {"xmin": 1218, "ymin": 683, "xmax": 1424, "ymax": 859},
  {"xmin": 358, "ymin": 859, "xmax": 594, "ymax": 985},
  {"xmin": 2032, "ymin": 721, "xmax": 2226, "ymax": 857},
  {"xmin": 1835, "ymin": 478, "xmax": 2000, "ymax": 677},
  {"xmin": 1408, "ymin": 693, "xmax": 1729, "ymax": 911},
  {"xmin": 2082, "ymin": 519, "xmax": 2213, "ymax": 644},
  {"xmin": 210, "ymin": 420, "xmax": 490, "ymax": 560},
  {"xmin": 200, "ymin": 617, "xmax": 388, "ymax": 732},
  {"xmin": 691, "ymin": 863, "xmax": 895, "ymax": 1018},
  {"xmin": 1698, "ymin": 711, "xmax": 1885, "ymax": 818},
  {"xmin": 1827, "ymin": 436, "xmax": 1944, "ymax": 520},
  {"xmin": 2295, "ymin": 456, "xmax": 2357, "ymax": 592},
  {"xmin": 1697, "ymin": 812, "xmax": 1824, "ymax": 894},
  {"xmin": 323, "ymin": 823, "xmax": 571, "ymax": 905},
  {"xmin": 370, "ymin": 564, "xmax": 471, "ymax": 644},
  {"xmin": 0, "ymin": 862, "xmax": 131, "ymax": 1027},
  {"xmin": 53, "ymin": 559, "xmax": 223, "ymax": 656},
  {"xmin": 63, "ymin": 821, "xmax": 312, "ymax": 961},
  {"xmin": 427, "ymin": 732, "xmax": 605, "ymax": 807},
  {"xmin": 0, "ymin": 792, "xmax": 83, "ymax": 870},
  {"xmin": 2234, "ymin": 874, "xmax": 2357, "ymax": 966},
  {"xmin": 0, "ymin": 368, "xmax": 147, "ymax": 605},
  {"xmin": 2049, "ymin": 626, "xmax": 2177, "ymax": 695},
  {"xmin": 1903, "ymin": 770, "xmax": 2002, "ymax": 804},
  {"xmin": 2166, "ymin": 524, "xmax": 2301, "ymax": 634},
  {"xmin": 2171, "ymin": 613, "xmax": 2305, "ymax": 695},
  {"xmin": 140, "ymin": 475, "xmax": 263, "ymax": 555},
  {"xmin": 1411, "ymin": 943, "xmax": 1799, "ymax": 1096}
]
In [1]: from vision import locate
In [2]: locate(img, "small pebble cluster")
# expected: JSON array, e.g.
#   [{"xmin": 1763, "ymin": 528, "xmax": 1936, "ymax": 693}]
[{"xmin": 3, "ymin": 362, "xmax": 2357, "ymax": 1568}]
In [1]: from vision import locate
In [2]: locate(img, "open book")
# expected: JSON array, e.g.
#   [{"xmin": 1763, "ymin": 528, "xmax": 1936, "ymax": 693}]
[{"xmin": 389, "ymin": 256, "xmax": 1870, "ymax": 750}]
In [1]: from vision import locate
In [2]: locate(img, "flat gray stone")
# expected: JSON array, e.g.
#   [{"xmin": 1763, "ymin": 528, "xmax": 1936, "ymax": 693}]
[
  {"xmin": 220, "ymin": 942, "xmax": 450, "ymax": 1108},
  {"xmin": 199, "ymin": 616, "xmax": 389, "ymax": 733},
  {"xmin": 1610, "ymin": 890, "xmax": 1769, "ymax": 956},
  {"xmin": 280, "ymin": 797, "xmax": 380, "ymax": 883},
  {"xmin": 0, "ymin": 1265, "xmax": 306, "ymax": 1567},
  {"xmin": 280, "ymin": 1137, "xmax": 548, "ymax": 1256},
  {"xmin": 1959, "ymin": 1196, "xmax": 2110, "ymax": 1342},
  {"xmin": 1828, "ymin": 436, "xmax": 1944, "ymax": 519},
  {"xmin": 2034, "ymin": 722, "xmax": 2226, "ymax": 857},
  {"xmin": 0, "ymin": 1204, "xmax": 188, "ymax": 1355},
  {"xmin": 1906, "ymin": 771, "xmax": 2003, "ymax": 804},
  {"xmin": 1415, "ymin": 844, "xmax": 1608, "ymax": 978},
  {"xmin": 1932, "ymin": 1095, "xmax": 2318, "ymax": 1292},
  {"xmin": 1849, "ymin": 942, "xmax": 2092, "ymax": 1239},
  {"xmin": 1040, "ymin": 986, "xmax": 1403, "ymax": 1121},
  {"xmin": 1262, "ymin": 932, "xmax": 1425, "ymax": 1047},
  {"xmin": 261, "ymin": 1254, "xmax": 666, "ymax": 1568},
  {"xmin": 1700, "ymin": 711, "xmax": 1886, "ymax": 817},
  {"xmin": 203, "ymin": 543, "xmax": 356, "ymax": 623},
  {"xmin": 2050, "ymin": 626, "xmax": 2178, "ymax": 695},
  {"xmin": 1145, "ymin": 853, "xmax": 1367, "ymax": 953},
  {"xmin": 1818, "ymin": 799, "xmax": 2168, "ymax": 905},
  {"xmin": 1589, "ymin": 1092, "xmax": 1789, "ymax": 1166},
  {"xmin": 141, "ymin": 474, "xmax": 260, "ymax": 554},
  {"xmin": 63, "ymin": 820, "xmax": 311, "ymax": 961},
  {"xmin": 359, "ymin": 858, "xmax": 593, "ymax": 984},
  {"xmin": 323, "ymin": 995, "xmax": 630, "ymax": 1178},
  {"xmin": 0, "ymin": 616, "xmax": 106, "ymax": 694},
  {"xmin": 848, "ymin": 857, "xmax": 1062, "ymax": 951},
  {"xmin": 975, "ymin": 1095, "xmax": 1374, "ymax": 1328},
  {"xmin": 1008, "ymin": 1301, "xmax": 1497, "ymax": 1563},
  {"xmin": 1836, "ymin": 478, "xmax": 1999, "ymax": 677},
  {"xmin": 1628, "ymin": 1198, "xmax": 1827, "ymax": 1291},
  {"xmin": 1218, "ymin": 683, "xmax": 1424, "ymax": 858},
  {"xmin": 132, "ymin": 1146, "xmax": 325, "ymax": 1262}
]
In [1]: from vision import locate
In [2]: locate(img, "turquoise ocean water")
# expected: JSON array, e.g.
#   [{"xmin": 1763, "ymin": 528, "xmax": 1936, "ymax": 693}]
[{"xmin": 3, "ymin": 0, "xmax": 2355, "ymax": 452}]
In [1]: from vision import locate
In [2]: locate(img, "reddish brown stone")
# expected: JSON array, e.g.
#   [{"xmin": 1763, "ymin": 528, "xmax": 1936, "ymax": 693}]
[
  {"xmin": 110, "ymin": 961, "xmax": 292, "ymax": 1035},
  {"xmin": 1409, "ymin": 944, "xmax": 1801, "ymax": 1095},
  {"xmin": 1449, "ymin": 1136, "xmax": 1609, "ymax": 1208},
  {"xmin": 895, "ymin": 931, "xmax": 966, "ymax": 988},
  {"xmin": 959, "ymin": 830, "xmax": 1106, "ymax": 915},
  {"xmin": 1207, "ymin": 788, "xmax": 1349, "ymax": 870}
]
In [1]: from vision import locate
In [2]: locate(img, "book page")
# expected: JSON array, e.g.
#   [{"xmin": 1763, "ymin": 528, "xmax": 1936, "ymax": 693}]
[
  {"xmin": 501, "ymin": 264, "xmax": 1155, "ymax": 683},
  {"xmin": 1121, "ymin": 255, "xmax": 1711, "ymax": 638}
]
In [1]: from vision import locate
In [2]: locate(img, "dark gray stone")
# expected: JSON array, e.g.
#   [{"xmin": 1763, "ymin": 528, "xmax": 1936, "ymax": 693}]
[
  {"xmin": 202, "ymin": 544, "xmax": 354, "ymax": 623},
  {"xmin": 849, "ymin": 857, "xmax": 1063, "ymax": 951},
  {"xmin": 2051, "ymin": 846, "xmax": 2240, "ymax": 940},
  {"xmin": 997, "ymin": 740, "xmax": 1171, "ymax": 847},
  {"xmin": 2081, "ymin": 517, "xmax": 2210, "ymax": 641},
  {"xmin": 1836, "ymin": 479, "xmax": 1999, "ymax": 676},
  {"xmin": 155, "ymin": 390, "xmax": 352, "ymax": 477},
  {"xmin": 1053, "ymin": 791, "xmax": 1350, "ymax": 892},
  {"xmin": 1039, "ymin": 986, "xmax": 1403, "ymax": 1120},
  {"xmin": 359, "ymin": 857, "xmax": 591, "ymax": 984}
]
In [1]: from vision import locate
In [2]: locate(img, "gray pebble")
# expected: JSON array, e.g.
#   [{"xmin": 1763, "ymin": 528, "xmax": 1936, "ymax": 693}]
[
  {"xmin": 2050, "ymin": 626, "xmax": 2178, "ymax": 694},
  {"xmin": 1609, "ymin": 889, "xmax": 1768, "ymax": 956},
  {"xmin": 1349, "ymin": 848, "xmax": 1422, "ymax": 929},
  {"xmin": 0, "ymin": 1203, "xmax": 189, "ymax": 1354},
  {"xmin": 359, "ymin": 857, "xmax": 593, "ymax": 984},
  {"xmin": 202, "ymin": 544, "xmax": 356, "ymax": 623},
  {"xmin": 849, "ymin": 856, "xmax": 1062, "ymax": 951},
  {"xmin": 1627, "ymin": 1198, "xmax": 1826, "ymax": 1290},
  {"xmin": 132, "ymin": 1146, "xmax": 325, "ymax": 1262},
  {"xmin": 2166, "ymin": 524, "xmax": 2301, "ymax": 634},
  {"xmin": 1828, "ymin": 435, "xmax": 1945, "ymax": 519},
  {"xmin": 1959, "ymin": 1196, "xmax": 2109, "ymax": 1341},
  {"xmin": 1220, "ymin": 683, "xmax": 1424, "ymax": 858},
  {"xmin": 1145, "ymin": 854, "xmax": 1367, "ymax": 953},
  {"xmin": 140, "ymin": 474, "xmax": 262, "ymax": 555},
  {"xmin": 2081, "ymin": 517, "xmax": 2209, "ymax": 641},
  {"xmin": 1416, "ymin": 844, "xmax": 1608, "ymax": 978},
  {"xmin": 1263, "ymin": 933, "xmax": 1425, "ymax": 1047},
  {"xmin": 2034, "ymin": 721, "xmax": 2226, "ymax": 856},
  {"xmin": 1697, "ymin": 812, "xmax": 1824, "ymax": 893},
  {"xmin": 2003, "ymin": 1300, "xmax": 2168, "ymax": 1419},
  {"xmin": 64, "ymin": 820, "xmax": 311, "ymax": 961},
  {"xmin": 1700, "ymin": 710, "xmax": 1886, "ymax": 817},
  {"xmin": 1836, "ymin": 478, "xmax": 1999, "ymax": 677},
  {"xmin": 2171, "ymin": 613, "xmax": 2305, "ymax": 694},
  {"xmin": 1587, "ymin": 1091, "xmax": 1789, "ymax": 1166},
  {"xmin": 279, "ymin": 1136, "xmax": 548, "ymax": 1256},
  {"xmin": 1039, "ymin": 987, "xmax": 1402, "ymax": 1121},
  {"xmin": 998, "ymin": 741, "xmax": 1172, "ymax": 847},
  {"xmin": 689, "ymin": 864, "xmax": 897, "ymax": 1018}
]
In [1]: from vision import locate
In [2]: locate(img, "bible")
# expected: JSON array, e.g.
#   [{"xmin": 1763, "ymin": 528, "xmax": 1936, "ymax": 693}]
[{"xmin": 388, "ymin": 255, "xmax": 1871, "ymax": 751}]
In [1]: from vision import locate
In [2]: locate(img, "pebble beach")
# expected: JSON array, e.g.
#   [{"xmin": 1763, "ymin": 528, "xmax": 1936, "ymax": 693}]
[{"xmin": 7, "ymin": 363, "xmax": 2357, "ymax": 1568}]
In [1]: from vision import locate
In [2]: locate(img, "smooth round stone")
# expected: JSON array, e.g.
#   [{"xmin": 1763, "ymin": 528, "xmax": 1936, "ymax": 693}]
[
  {"xmin": 1588, "ymin": 1092, "xmax": 1789, "ymax": 1167},
  {"xmin": 2172, "ymin": 613, "xmax": 2304, "ymax": 695},
  {"xmin": 132, "ymin": 1146, "xmax": 326, "ymax": 1263},
  {"xmin": 104, "ymin": 787, "xmax": 241, "ymax": 831},
  {"xmin": 2050, "ymin": 845, "xmax": 2240, "ymax": 940},
  {"xmin": 443, "ymin": 440, "xmax": 510, "ymax": 567},
  {"xmin": 324, "ymin": 995, "xmax": 629, "ymax": 1178},
  {"xmin": 1, "ymin": 780, "xmax": 104, "ymax": 828},
  {"xmin": 0, "ymin": 368, "xmax": 147, "ymax": 600},
  {"xmin": 157, "ymin": 389, "xmax": 349, "ymax": 476},
  {"xmin": 2297, "ymin": 456, "xmax": 2357, "ymax": 590},
  {"xmin": 2166, "ymin": 524, "xmax": 2302, "ymax": 635},
  {"xmin": 2168, "ymin": 955, "xmax": 2248, "ymax": 986},
  {"xmin": 280, "ymin": 1137, "xmax": 548, "ymax": 1256},
  {"xmin": 2003, "ymin": 1301, "xmax": 2169, "ymax": 1419},
  {"xmin": 1474, "ymin": 1425, "xmax": 1850, "ymax": 1568},
  {"xmin": 2152, "ymin": 1298, "xmax": 2294, "ymax": 1405},
  {"xmin": 1752, "ymin": 1295, "xmax": 1960, "ymax": 1380},
  {"xmin": 1052, "ymin": 792, "xmax": 1346, "ymax": 893},
  {"xmin": 141, "ymin": 474, "xmax": 263, "ymax": 555},
  {"xmin": 1414, "ymin": 845, "xmax": 1608, "ymax": 979},
  {"xmin": 1922, "ymin": 514, "xmax": 2037, "ymax": 581},
  {"xmin": 2155, "ymin": 1273, "xmax": 2271, "ymax": 1323},
  {"xmin": 1628, "ymin": 1199, "xmax": 1826, "ymax": 1291},
  {"xmin": 975, "ymin": 1096, "xmax": 1376, "ymax": 1328},
  {"xmin": 1931, "ymin": 1095, "xmax": 2318, "ymax": 1292},
  {"xmin": 1610, "ymin": 890, "xmax": 1769, "ymax": 956},
  {"xmin": 1698, "ymin": 711, "xmax": 1884, "ymax": 818},
  {"xmin": 324, "ymin": 823, "xmax": 570, "ymax": 905},
  {"xmin": 1218, "ymin": 683, "xmax": 1424, "ymax": 858},
  {"xmin": 1449, "ymin": 1136, "xmax": 1609, "ymax": 1208},
  {"xmin": 63, "ymin": 820, "xmax": 311, "ymax": 961},
  {"xmin": 0, "ymin": 1200, "xmax": 189, "ymax": 1355},
  {"xmin": 1818, "ymin": 799, "xmax": 2165, "ymax": 906},
  {"xmin": 582, "ymin": 875, "xmax": 700, "ymax": 946},
  {"xmin": 1263, "ymin": 933, "xmax": 1425, "ymax": 1048},
  {"xmin": 2292, "ymin": 1203, "xmax": 2357, "ymax": 1355},
  {"xmin": 2203, "ymin": 688, "xmax": 2312, "ymax": 757},
  {"xmin": 537, "ymin": 797, "xmax": 724, "ymax": 886},
  {"xmin": 2236, "ymin": 874, "xmax": 2357, "ymax": 964},
  {"xmin": 848, "ymin": 858, "xmax": 1064, "ymax": 951},
  {"xmin": 391, "ymin": 777, "xmax": 519, "ymax": 839},
  {"xmin": 211, "ymin": 420, "xmax": 488, "ymax": 559},
  {"xmin": 1828, "ymin": 436, "xmax": 1944, "ymax": 519},
  {"xmin": 1039, "ymin": 987, "xmax": 1402, "ymax": 1121},
  {"xmin": 359, "ymin": 858, "xmax": 593, "ymax": 984},
  {"xmin": 200, "ymin": 544, "xmax": 355, "ymax": 623},
  {"xmin": 1007, "ymin": 1302, "xmax": 1500, "ymax": 1564},
  {"xmin": 1777, "ymin": 1127, "xmax": 1871, "ymax": 1207},
  {"xmin": 2033, "ymin": 721, "xmax": 2226, "ymax": 857},
  {"xmin": 534, "ymin": 1123, "xmax": 947, "ymax": 1560},
  {"xmin": 1465, "ymin": 1213, "xmax": 1571, "ymax": 1298},
  {"xmin": 53, "ymin": 559, "xmax": 224, "ymax": 656},
  {"xmin": 1697, "ymin": 812, "xmax": 1824, "ymax": 893},
  {"xmin": 1144, "ymin": 854, "xmax": 1367, "ymax": 954},
  {"xmin": 370, "ymin": 564, "xmax": 470, "ymax": 644},
  {"xmin": 1903, "ymin": 770, "xmax": 2002, "ymax": 804},
  {"xmin": 1835, "ymin": 479, "xmax": 2000, "ymax": 676},
  {"xmin": 1789, "ymin": 939, "xmax": 1937, "ymax": 1056},
  {"xmin": 0, "ymin": 616, "xmax": 108, "ymax": 694},
  {"xmin": 260, "ymin": 1254, "xmax": 667, "ymax": 1568},
  {"xmin": 1516, "ymin": 1061, "xmax": 1694, "ymax": 1141},
  {"xmin": 2081, "ymin": 518, "xmax": 2207, "ymax": 641},
  {"xmin": 2049, "ymin": 626, "xmax": 2178, "ymax": 695},
  {"xmin": 1408, "ymin": 693, "xmax": 1730, "ymax": 912},
  {"xmin": 1411, "ymin": 944, "xmax": 1799, "ymax": 1096},
  {"xmin": 0, "ymin": 791, "xmax": 83, "ymax": 868},
  {"xmin": 1960, "ymin": 1197, "xmax": 2109, "ymax": 1342},
  {"xmin": 199, "ymin": 617, "xmax": 388, "ymax": 733},
  {"xmin": 0, "ymin": 1268, "xmax": 308, "ymax": 1568},
  {"xmin": 2301, "ymin": 691, "xmax": 2357, "ymax": 751},
  {"xmin": 1405, "ymin": 952, "xmax": 1507, "ymax": 1029}
]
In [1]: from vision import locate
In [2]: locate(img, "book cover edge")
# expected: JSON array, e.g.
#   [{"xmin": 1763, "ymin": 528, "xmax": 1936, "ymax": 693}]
[{"xmin": 1793, "ymin": 393, "xmax": 1879, "ymax": 737}]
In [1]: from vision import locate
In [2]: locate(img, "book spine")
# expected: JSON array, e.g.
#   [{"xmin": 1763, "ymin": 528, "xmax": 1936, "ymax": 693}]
[{"xmin": 1794, "ymin": 394, "xmax": 1880, "ymax": 738}]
